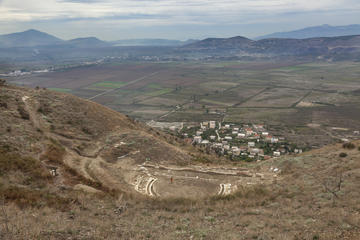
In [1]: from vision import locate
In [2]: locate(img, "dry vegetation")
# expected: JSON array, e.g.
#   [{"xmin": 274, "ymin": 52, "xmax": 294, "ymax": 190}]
[{"xmin": 1, "ymin": 84, "xmax": 360, "ymax": 239}]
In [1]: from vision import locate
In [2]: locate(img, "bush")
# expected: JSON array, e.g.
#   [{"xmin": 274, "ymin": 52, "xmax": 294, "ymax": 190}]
[
  {"xmin": 358, "ymin": 146, "xmax": 360, "ymax": 151},
  {"xmin": 17, "ymin": 105, "xmax": 30, "ymax": 120},
  {"xmin": 40, "ymin": 142, "xmax": 65, "ymax": 164},
  {"xmin": 339, "ymin": 152, "xmax": 347, "ymax": 158},
  {"xmin": 0, "ymin": 148, "xmax": 51, "ymax": 180},
  {"xmin": 343, "ymin": 142, "xmax": 355, "ymax": 149}
]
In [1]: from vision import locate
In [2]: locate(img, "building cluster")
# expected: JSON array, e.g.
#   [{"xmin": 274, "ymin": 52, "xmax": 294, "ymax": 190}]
[{"xmin": 181, "ymin": 121, "xmax": 302, "ymax": 161}]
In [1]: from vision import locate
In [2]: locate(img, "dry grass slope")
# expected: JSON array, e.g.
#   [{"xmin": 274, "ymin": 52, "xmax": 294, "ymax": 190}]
[{"xmin": 0, "ymin": 84, "xmax": 359, "ymax": 239}]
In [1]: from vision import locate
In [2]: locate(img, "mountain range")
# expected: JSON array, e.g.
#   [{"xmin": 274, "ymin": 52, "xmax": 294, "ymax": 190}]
[
  {"xmin": 180, "ymin": 34, "xmax": 360, "ymax": 60},
  {"xmin": 1, "ymin": 28, "xmax": 360, "ymax": 63},
  {"xmin": 256, "ymin": 24, "xmax": 360, "ymax": 40},
  {"xmin": 0, "ymin": 29, "xmax": 196, "ymax": 48}
]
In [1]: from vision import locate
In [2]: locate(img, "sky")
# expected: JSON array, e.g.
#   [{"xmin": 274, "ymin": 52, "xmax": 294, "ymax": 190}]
[{"xmin": 0, "ymin": 0, "xmax": 359, "ymax": 40}]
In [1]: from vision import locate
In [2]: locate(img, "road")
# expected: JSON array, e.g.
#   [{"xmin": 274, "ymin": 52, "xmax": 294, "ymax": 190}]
[{"xmin": 88, "ymin": 71, "xmax": 160, "ymax": 101}]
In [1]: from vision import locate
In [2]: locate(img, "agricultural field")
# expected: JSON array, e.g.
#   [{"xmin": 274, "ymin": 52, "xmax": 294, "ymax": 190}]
[{"xmin": 7, "ymin": 60, "xmax": 360, "ymax": 148}]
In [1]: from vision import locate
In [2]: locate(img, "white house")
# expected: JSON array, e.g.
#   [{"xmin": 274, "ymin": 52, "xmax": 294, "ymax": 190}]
[
  {"xmin": 232, "ymin": 131, "xmax": 238, "ymax": 135},
  {"xmin": 225, "ymin": 136, "xmax": 233, "ymax": 140},
  {"xmin": 209, "ymin": 121, "xmax": 216, "ymax": 129},
  {"xmin": 201, "ymin": 140, "xmax": 210, "ymax": 144},
  {"xmin": 233, "ymin": 149, "xmax": 241, "ymax": 156},
  {"xmin": 210, "ymin": 135, "xmax": 216, "ymax": 140},
  {"xmin": 250, "ymin": 148, "xmax": 260, "ymax": 154},
  {"xmin": 237, "ymin": 133, "xmax": 246, "ymax": 138},
  {"xmin": 262, "ymin": 132, "xmax": 269, "ymax": 136},
  {"xmin": 273, "ymin": 151, "xmax": 281, "ymax": 157},
  {"xmin": 224, "ymin": 145, "xmax": 230, "ymax": 150},
  {"xmin": 194, "ymin": 136, "xmax": 202, "ymax": 144},
  {"xmin": 248, "ymin": 142, "xmax": 255, "ymax": 147},
  {"xmin": 196, "ymin": 131, "xmax": 203, "ymax": 136}
]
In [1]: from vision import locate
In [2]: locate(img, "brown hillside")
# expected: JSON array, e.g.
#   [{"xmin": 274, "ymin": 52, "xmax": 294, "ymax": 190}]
[{"xmin": 1, "ymin": 84, "xmax": 360, "ymax": 239}]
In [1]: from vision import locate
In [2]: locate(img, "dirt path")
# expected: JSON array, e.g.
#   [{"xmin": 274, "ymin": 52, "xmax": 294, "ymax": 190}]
[
  {"xmin": 232, "ymin": 87, "xmax": 270, "ymax": 107},
  {"xmin": 88, "ymin": 71, "xmax": 160, "ymax": 100}
]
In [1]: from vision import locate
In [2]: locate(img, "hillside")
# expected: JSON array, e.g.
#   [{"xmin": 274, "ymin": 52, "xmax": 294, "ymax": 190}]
[
  {"xmin": 111, "ymin": 38, "xmax": 197, "ymax": 47},
  {"xmin": 256, "ymin": 24, "xmax": 360, "ymax": 40},
  {"xmin": 0, "ymin": 29, "xmax": 64, "ymax": 48},
  {"xmin": 182, "ymin": 36, "xmax": 254, "ymax": 50},
  {"xmin": 0, "ymin": 82, "xmax": 360, "ymax": 239},
  {"xmin": 67, "ymin": 37, "xmax": 110, "ymax": 48},
  {"xmin": 180, "ymin": 34, "xmax": 360, "ymax": 59}
]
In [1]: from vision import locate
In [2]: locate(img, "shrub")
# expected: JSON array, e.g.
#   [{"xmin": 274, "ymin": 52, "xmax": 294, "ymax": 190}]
[
  {"xmin": 0, "ymin": 185, "xmax": 72, "ymax": 210},
  {"xmin": 40, "ymin": 142, "xmax": 65, "ymax": 164},
  {"xmin": 0, "ymin": 101, "xmax": 7, "ymax": 108},
  {"xmin": 343, "ymin": 142, "xmax": 355, "ymax": 149},
  {"xmin": 339, "ymin": 152, "xmax": 347, "ymax": 158},
  {"xmin": 17, "ymin": 105, "xmax": 30, "ymax": 120},
  {"xmin": 0, "ymin": 148, "xmax": 51, "ymax": 180},
  {"xmin": 358, "ymin": 146, "xmax": 360, "ymax": 151}
]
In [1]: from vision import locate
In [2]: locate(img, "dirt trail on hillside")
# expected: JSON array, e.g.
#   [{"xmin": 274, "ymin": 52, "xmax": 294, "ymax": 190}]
[{"xmin": 17, "ymin": 88, "xmax": 277, "ymax": 198}]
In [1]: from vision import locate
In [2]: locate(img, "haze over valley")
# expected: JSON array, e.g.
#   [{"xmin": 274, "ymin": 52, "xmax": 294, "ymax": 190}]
[{"xmin": 1, "ymin": 1, "xmax": 360, "ymax": 239}]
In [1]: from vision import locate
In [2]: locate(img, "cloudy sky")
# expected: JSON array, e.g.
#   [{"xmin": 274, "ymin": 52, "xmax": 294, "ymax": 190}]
[{"xmin": 0, "ymin": 0, "xmax": 359, "ymax": 40}]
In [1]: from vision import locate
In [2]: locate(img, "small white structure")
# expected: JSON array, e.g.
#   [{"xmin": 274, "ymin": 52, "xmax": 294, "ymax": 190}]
[
  {"xmin": 233, "ymin": 127, "xmax": 239, "ymax": 131},
  {"xmin": 248, "ymin": 142, "xmax": 255, "ymax": 147},
  {"xmin": 196, "ymin": 131, "xmax": 203, "ymax": 136},
  {"xmin": 250, "ymin": 148, "xmax": 260, "ymax": 154},
  {"xmin": 222, "ymin": 141, "xmax": 228, "ymax": 144},
  {"xmin": 271, "ymin": 138, "xmax": 279, "ymax": 143},
  {"xmin": 169, "ymin": 126, "xmax": 176, "ymax": 131},
  {"xmin": 262, "ymin": 132, "xmax": 269, "ymax": 136},
  {"xmin": 194, "ymin": 136, "xmax": 202, "ymax": 144},
  {"xmin": 209, "ymin": 121, "xmax": 216, "ymax": 129},
  {"xmin": 354, "ymin": 131, "xmax": 360, "ymax": 135},
  {"xmin": 232, "ymin": 131, "xmax": 238, "ymax": 135},
  {"xmin": 273, "ymin": 151, "xmax": 281, "ymax": 157},
  {"xmin": 225, "ymin": 124, "xmax": 230, "ymax": 129},
  {"xmin": 225, "ymin": 136, "xmax": 233, "ymax": 140},
  {"xmin": 201, "ymin": 140, "xmax": 210, "ymax": 144},
  {"xmin": 233, "ymin": 149, "xmax": 241, "ymax": 156},
  {"xmin": 210, "ymin": 135, "xmax": 216, "ymax": 140},
  {"xmin": 237, "ymin": 133, "xmax": 246, "ymax": 138},
  {"xmin": 224, "ymin": 145, "xmax": 230, "ymax": 150}
]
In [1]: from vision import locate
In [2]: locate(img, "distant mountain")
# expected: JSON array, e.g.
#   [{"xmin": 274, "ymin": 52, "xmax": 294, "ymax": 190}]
[
  {"xmin": 181, "ymin": 34, "xmax": 360, "ymax": 60},
  {"xmin": 111, "ymin": 38, "xmax": 197, "ymax": 47},
  {"xmin": 256, "ymin": 24, "xmax": 360, "ymax": 40},
  {"xmin": 182, "ymin": 36, "xmax": 253, "ymax": 50},
  {"xmin": 68, "ymin": 37, "xmax": 110, "ymax": 48},
  {"xmin": 0, "ymin": 29, "xmax": 64, "ymax": 48}
]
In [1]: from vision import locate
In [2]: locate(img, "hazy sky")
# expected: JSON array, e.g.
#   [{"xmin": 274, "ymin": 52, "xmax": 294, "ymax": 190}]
[{"xmin": 0, "ymin": 0, "xmax": 359, "ymax": 40}]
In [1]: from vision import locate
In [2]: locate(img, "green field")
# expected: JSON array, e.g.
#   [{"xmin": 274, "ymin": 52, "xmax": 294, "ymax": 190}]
[
  {"xmin": 48, "ymin": 88, "xmax": 72, "ymax": 93},
  {"xmin": 8, "ymin": 60, "xmax": 360, "ymax": 148}
]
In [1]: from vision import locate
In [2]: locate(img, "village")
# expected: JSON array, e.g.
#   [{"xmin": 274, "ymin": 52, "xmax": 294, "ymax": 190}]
[{"xmin": 177, "ymin": 121, "xmax": 303, "ymax": 161}]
